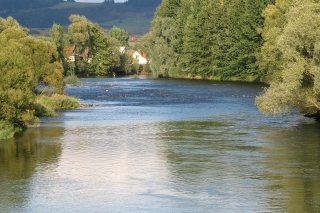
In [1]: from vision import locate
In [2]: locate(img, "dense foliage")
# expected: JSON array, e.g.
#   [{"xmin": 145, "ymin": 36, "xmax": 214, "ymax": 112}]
[
  {"xmin": 0, "ymin": 17, "xmax": 66, "ymax": 138},
  {"xmin": 255, "ymin": 0, "xmax": 320, "ymax": 119},
  {"xmin": 142, "ymin": 0, "xmax": 320, "ymax": 119},
  {"xmin": 58, "ymin": 15, "xmax": 131, "ymax": 77},
  {"xmin": 143, "ymin": 0, "xmax": 274, "ymax": 80}
]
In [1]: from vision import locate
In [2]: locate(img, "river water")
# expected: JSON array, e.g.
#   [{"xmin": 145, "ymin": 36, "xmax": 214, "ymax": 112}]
[{"xmin": 1, "ymin": 77, "xmax": 319, "ymax": 213}]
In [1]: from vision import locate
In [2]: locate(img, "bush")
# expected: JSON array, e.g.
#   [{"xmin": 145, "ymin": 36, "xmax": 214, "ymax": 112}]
[
  {"xmin": 64, "ymin": 74, "xmax": 79, "ymax": 85},
  {"xmin": 0, "ymin": 120, "xmax": 24, "ymax": 139}
]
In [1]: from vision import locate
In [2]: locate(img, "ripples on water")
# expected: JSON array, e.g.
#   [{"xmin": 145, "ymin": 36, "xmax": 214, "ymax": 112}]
[{"xmin": 0, "ymin": 77, "xmax": 319, "ymax": 213}]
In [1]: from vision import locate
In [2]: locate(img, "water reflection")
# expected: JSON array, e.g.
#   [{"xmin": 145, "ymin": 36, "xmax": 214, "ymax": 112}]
[
  {"xmin": 156, "ymin": 120, "xmax": 270, "ymax": 211},
  {"xmin": 1, "ymin": 78, "xmax": 320, "ymax": 212},
  {"xmin": 261, "ymin": 123, "xmax": 320, "ymax": 212},
  {"xmin": 0, "ymin": 125, "xmax": 64, "ymax": 212},
  {"xmin": 157, "ymin": 120, "xmax": 320, "ymax": 212}
]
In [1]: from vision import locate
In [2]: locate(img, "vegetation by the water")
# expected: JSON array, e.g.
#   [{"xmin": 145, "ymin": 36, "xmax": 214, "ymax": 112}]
[
  {"xmin": 35, "ymin": 94, "xmax": 79, "ymax": 117},
  {"xmin": 58, "ymin": 15, "xmax": 134, "ymax": 77},
  {"xmin": 0, "ymin": 16, "xmax": 82, "ymax": 139},
  {"xmin": 141, "ymin": 0, "xmax": 274, "ymax": 80},
  {"xmin": 139, "ymin": 0, "xmax": 320, "ymax": 119},
  {"xmin": 255, "ymin": 0, "xmax": 320, "ymax": 120},
  {"xmin": 64, "ymin": 74, "xmax": 80, "ymax": 85},
  {"xmin": 0, "ymin": 13, "xmax": 139, "ymax": 139},
  {"xmin": 0, "ymin": 92, "xmax": 79, "ymax": 139}
]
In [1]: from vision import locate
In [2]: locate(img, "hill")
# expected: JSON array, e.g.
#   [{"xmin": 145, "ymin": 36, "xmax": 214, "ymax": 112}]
[{"xmin": 0, "ymin": 1, "xmax": 161, "ymax": 35}]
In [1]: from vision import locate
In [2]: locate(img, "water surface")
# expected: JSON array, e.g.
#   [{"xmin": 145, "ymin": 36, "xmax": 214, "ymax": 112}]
[{"xmin": 1, "ymin": 77, "xmax": 319, "ymax": 212}]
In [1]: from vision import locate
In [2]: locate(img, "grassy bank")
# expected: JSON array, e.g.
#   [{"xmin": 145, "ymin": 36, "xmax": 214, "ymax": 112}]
[
  {"xmin": 35, "ymin": 93, "xmax": 80, "ymax": 117},
  {"xmin": 167, "ymin": 72, "xmax": 262, "ymax": 83},
  {"xmin": 0, "ymin": 94, "xmax": 79, "ymax": 140}
]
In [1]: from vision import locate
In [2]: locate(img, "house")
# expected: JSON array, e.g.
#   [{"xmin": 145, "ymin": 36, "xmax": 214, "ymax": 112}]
[
  {"xmin": 119, "ymin": 46, "xmax": 126, "ymax": 54},
  {"xmin": 64, "ymin": 46, "xmax": 76, "ymax": 62},
  {"xmin": 63, "ymin": 46, "xmax": 93, "ymax": 63},
  {"xmin": 130, "ymin": 51, "xmax": 148, "ymax": 65}
]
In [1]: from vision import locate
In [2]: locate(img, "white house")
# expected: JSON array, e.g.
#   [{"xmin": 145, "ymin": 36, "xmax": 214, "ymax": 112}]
[
  {"xmin": 132, "ymin": 51, "xmax": 148, "ymax": 65},
  {"xmin": 119, "ymin": 46, "xmax": 126, "ymax": 54}
]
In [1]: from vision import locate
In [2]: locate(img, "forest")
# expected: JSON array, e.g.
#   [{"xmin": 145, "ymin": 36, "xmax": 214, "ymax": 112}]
[{"xmin": 140, "ymin": 0, "xmax": 320, "ymax": 119}]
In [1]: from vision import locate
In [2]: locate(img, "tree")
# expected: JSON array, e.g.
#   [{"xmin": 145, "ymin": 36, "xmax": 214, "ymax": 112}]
[
  {"xmin": 0, "ymin": 33, "xmax": 35, "ymax": 127},
  {"xmin": 0, "ymin": 17, "xmax": 64, "ymax": 132},
  {"xmin": 256, "ymin": 0, "xmax": 320, "ymax": 119},
  {"xmin": 66, "ymin": 15, "xmax": 124, "ymax": 76},
  {"xmin": 107, "ymin": 26, "xmax": 130, "ymax": 47},
  {"xmin": 68, "ymin": 14, "xmax": 94, "ymax": 56},
  {"xmin": 146, "ymin": 0, "xmax": 184, "ymax": 77},
  {"xmin": 181, "ymin": 0, "xmax": 218, "ymax": 78},
  {"xmin": 256, "ymin": 0, "xmax": 293, "ymax": 83},
  {"xmin": 90, "ymin": 25, "xmax": 121, "ymax": 76}
]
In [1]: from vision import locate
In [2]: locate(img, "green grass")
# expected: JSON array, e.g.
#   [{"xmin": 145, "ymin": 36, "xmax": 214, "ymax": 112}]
[
  {"xmin": 101, "ymin": 15, "xmax": 152, "ymax": 34},
  {"xmin": 35, "ymin": 94, "xmax": 80, "ymax": 117},
  {"xmin": 51, "ymin": 2, "xmax": 102, "ymax": 9}
]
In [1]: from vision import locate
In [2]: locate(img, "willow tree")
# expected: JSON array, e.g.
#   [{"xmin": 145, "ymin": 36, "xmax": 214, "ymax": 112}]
[{"xmin": 256, "ymin": 1, "xmax": 320, "ymax": 119}]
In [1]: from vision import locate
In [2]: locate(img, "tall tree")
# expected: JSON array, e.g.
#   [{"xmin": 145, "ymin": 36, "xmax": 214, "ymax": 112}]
[
  {"xmin": 68, "ymin": 14, "xmax": 94, "ymax": 56},
  {"xmin": 181, "ymin": 0, "xmax": 218, "ymax": 78},
  {"xmin": 146, "ymin": 0, "xmax": 182, "ymax": 77}
]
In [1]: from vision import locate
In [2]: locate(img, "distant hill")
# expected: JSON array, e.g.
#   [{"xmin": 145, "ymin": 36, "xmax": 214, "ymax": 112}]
[{"xmin": 0, "ymin": 0, "xmax": 162, "ymax": 34}]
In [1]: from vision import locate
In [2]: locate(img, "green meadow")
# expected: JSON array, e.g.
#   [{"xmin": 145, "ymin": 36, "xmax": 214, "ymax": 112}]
[{"xmin": 100, "ymin": 15, "xmax": 152, "ymax": 35}]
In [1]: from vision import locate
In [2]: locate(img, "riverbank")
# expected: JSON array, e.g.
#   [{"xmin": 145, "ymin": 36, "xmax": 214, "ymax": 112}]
[
  {"xmin": 0, "ymin": 94, "xmax": 80, "ymax": 140},
  {"xmin": 165, "ymin": 71, "xmax": 265, "ymax": 83}
]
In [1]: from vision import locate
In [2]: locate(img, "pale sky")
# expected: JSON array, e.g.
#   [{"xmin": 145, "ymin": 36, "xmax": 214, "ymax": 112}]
[{"xmin": 75, "ymin": 0, "xmax": 126, "ymax": 2}]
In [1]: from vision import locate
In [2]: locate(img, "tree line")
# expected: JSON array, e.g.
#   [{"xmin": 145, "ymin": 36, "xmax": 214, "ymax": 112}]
[
  {"xmin": 52, "ymin": 14, "xmax": 133, "ymax": 77},
  {"xmin": 140, "ymin": 0, "xmax": 320, "ymax": 120}
]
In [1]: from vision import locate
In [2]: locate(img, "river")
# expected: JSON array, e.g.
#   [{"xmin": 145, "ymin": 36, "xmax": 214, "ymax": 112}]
[{"xmin": 1, "ymin": 77, "xmax": 319, "ymax": 213}]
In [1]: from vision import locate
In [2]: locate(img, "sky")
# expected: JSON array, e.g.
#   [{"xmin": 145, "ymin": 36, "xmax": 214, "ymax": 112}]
[{"xmin": 75, "ymin": 0, "xmax": 126, "ymax": 2}]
